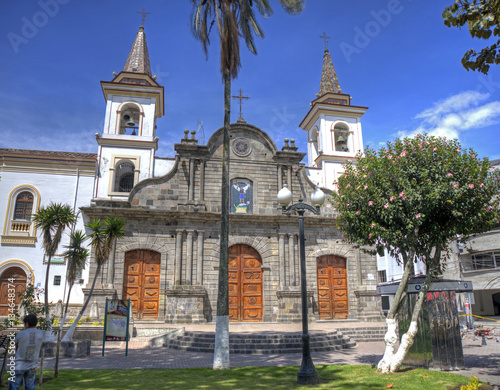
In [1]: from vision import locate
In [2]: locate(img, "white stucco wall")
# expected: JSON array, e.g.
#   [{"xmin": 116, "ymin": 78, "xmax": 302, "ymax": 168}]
[{"xmin": 0, "ymin": 169, "xmax": 93, "ymax": 304}]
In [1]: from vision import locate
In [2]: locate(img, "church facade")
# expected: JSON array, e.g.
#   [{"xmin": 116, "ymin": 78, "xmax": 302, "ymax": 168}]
[{"xmin": 0, "ymin": 25, "xmax": 383, "ymax": 323}]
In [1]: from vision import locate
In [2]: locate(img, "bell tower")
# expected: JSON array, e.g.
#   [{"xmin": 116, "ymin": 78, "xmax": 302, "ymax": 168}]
[
  {"xmin": 93, "ymin": 23, "xmax": 164, "ymax": 200},
  {"xmin": 300, "ymin": 33, "xmax": 367, "ymax": 189}
]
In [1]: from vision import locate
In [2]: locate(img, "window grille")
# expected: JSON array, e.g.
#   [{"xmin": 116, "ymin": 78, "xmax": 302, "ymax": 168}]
[{"xmin": 14, "ymin": 191, "xmax": 33, "ymax": 220}]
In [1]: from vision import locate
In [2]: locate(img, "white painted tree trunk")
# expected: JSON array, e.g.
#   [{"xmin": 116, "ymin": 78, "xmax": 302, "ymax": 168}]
[
  {"xmin": 213, "ymin": 315, "xmax": 230, "ymax": 369},
  {"xmin": 377, "ymin": 318, "xmax": 399, "ymax": 374},
  {"xmin": 390, "ymin": 321, "xmax": 418, "ymax": 372},
  {"xmin": 62, "ymin": 312, "xmax": 83, "ymax": 342},
  {"xmin": 378, "ymin": 263, "xmax": 434, "ymax": 373},
  {"xmin": 44, "ymin": 320, "xmax": 57, "ymax": 342}
]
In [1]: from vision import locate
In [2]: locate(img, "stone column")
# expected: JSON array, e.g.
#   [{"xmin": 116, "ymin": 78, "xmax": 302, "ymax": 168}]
[
  {"xmin": 356, "ymin": 248, "xmax": 363, "ymax": 286},
  {"xmin": 186, "ymin": 231, "xmax": 194, "ymax": 285},
  {"xmin": 277, "ymin": 165, "xmax": 282, "ymax": 190},
  {"xmin": 279, "ymin": 233, "xmax": 286, "ymax": 288},
  {"xmin": 287, "ymin": 165, "xmax": 292, "ymax": 194},
  {"xmin": 199, "ymin": 160, "xmax": 205, "ymax": 201},
  {"xmin": 189, "ymin": 159, "xmax": 195, "ymax": 201},
  {"xmin": 175, "ymin": 231, "xmax": 183, "ymax": 285},
  {"xmin": 288, "ymin": 234, "xmax": 296, "ymax": 286},
  {"xmin": 196, "ymin": 231, "xmax": 204, "ymax": 284}
]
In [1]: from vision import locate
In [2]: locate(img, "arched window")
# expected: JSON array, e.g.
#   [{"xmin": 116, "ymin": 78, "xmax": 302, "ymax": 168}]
[
  {"xmin": 310, "ymin": 126, "xmax": 320, "ymax": 156},
  {"xmin": 2, "ymin": 185, "xmax": 40, "ymax": 246},
  {"xmin": 332, "ymin": 122, "xmax": 350, "ymax": 152},
  {"xmin": 114, "ymin": 162, "xmax": 135, "ymax": 192},
  {"xmin": 116, "ymin": 102, "xmax": 143, "ymax": 136},
  {"xmin": 14, "ymin": 191, "xmax": 34, "ymax": 220}
]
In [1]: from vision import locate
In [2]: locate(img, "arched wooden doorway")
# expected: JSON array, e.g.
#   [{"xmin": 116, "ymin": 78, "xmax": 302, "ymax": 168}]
[
  {"xmin": 317, "ymin": 255, "xmax": 348, "ymax": 319},
  {"xmin": 228, "ymin": 244, "xmax": 263, "ymax": 322},
  {"xmin": 0, "ymin": 267, "xmax": 27, "ymax": 316},
  {"xmin": 123, "ymin": 250, "xmax": 161, "ymax": 320}
]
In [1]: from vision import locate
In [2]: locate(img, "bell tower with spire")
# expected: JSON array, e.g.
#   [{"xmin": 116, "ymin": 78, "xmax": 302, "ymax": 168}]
[
  {"xmin": 94, "ymin": 18, "xmax": 164, "ymax": 200},
  {"xmin": 300, "ymin": 33, "xmax": 367, "ymax": 190}
]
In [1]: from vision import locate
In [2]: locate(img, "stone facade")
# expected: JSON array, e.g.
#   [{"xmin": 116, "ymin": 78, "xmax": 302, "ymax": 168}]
[{"xmin": 82, "ymin": 122, "xmax": 383, "ymax": 323}]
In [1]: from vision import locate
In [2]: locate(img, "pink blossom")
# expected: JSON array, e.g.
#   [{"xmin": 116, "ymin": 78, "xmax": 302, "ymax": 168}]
[
  {"xmin": 389, "ymin": 196, "xmax": 394, "ymax": 202},
  {"xmin": 471, "ymin": 154, "xmax": 476, "ymax": 158},
  {"xmin": 346, "ymin": 184, "xmax": 350, "ymax": 188},
  {"xmin": 369, "ymin": 233, "xmax": 373, "ymax": 239},
  {"xmin": 416, "ymin": 213, "xmax": 421, "ymax": 219},
  {"xmin": 364, "ymin": 185, "xmax": 368, "ymax": 189},
  {"xmin": 363, "ymin": 174, "xmax": 367, "ymax": 178},
  {"xmin": 400, "ymin": 150, "xmax": 407, "ymax": 157},
  {"xmin": 480, "ymin": 183, "xmax": 484, "ymax": 188},
  {"xmin": 399, "ymin": 192, "xmax": 407, "ymax": 200},
  {"xmin": 469, "ymin": 184, "xmax": 474, "ymax": 189},
  {"xmin": 453, "ymin": 182, "xmax": 458, "ymax": 188},
  {"xmin": 346, "ymin": 203, "xmax": 350, "ymax": 207},
  {"xmin": 368, "ymin": 201, "xmax": 373, "ymax": 206},
  {"xmin": 388, "ymin": 155, "xmax": 393, "ymax": 160},
  {"xmin": 433, "ymin": 148, "xmax": 437, "ymax": 151},
  {"xmin": 356, "ymin": 211, "xmax": 360, "ymax": 215},
  {"xmin": 383, "ymin": 204, "xmax": 389, "ymax": 209},
  {"xmin": 447, "ymin": 173, "xmax": 453, "ymax": 177},
  {"xmin": 370, "ymin": 223, "xmax": 375, "ymax": 228},
  {"xmin": 457, "ymin": 148, "xmax": 460, "ymax": 152}
]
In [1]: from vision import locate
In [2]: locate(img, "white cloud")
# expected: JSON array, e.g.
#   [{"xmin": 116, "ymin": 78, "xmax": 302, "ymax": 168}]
[
  {"xmin": 415, "ymin": 91, "xmax": 490, "ymax": 121},
  {"xmin": 397, "ymin": 90, "xmax": 500, "ymax": 141}
]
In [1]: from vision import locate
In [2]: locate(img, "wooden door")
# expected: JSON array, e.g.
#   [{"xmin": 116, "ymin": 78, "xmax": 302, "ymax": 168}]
[
  {"xmin": 123, "ymin": 250, "xmax": 161, "ymax": 320},
  {"xmin": 0, "ymin": 267, "xmax": 27, "ymax": 316},
  {"xmin": 228, "ymin": 244, "xmax": 263, "ymax": 322},
  {"xmin": 317, "ymin": 255, "xmax": 348, "ymax": 319}
]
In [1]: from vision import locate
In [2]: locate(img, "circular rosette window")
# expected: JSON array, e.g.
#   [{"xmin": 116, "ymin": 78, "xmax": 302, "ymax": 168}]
[{"xmin": 232, "ymin": 138, "xmax": 251, "ymax": 157}]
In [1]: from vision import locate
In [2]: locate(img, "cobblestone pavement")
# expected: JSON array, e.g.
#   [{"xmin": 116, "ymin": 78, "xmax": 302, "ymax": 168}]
[{"xmin": 41, "ymin": 322, "xmax": 500, "ymax": 386}]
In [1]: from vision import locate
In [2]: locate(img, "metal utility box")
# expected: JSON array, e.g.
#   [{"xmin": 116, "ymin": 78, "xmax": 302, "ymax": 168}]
[{"xmin": 377, "ymin": 277, "xmax": 473, "ymax": 371}]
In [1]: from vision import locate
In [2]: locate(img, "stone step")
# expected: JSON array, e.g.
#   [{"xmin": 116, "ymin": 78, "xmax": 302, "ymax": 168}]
[
  {"xmin": 339, "ymin": 327, "xmax": 386, "ymax": 342},
  {"xmin": 164, "ymin": 331, "xmax": 356, "ymax": 354}
]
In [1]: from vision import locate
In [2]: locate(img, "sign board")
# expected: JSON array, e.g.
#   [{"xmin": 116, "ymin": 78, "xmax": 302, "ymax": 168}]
[
  {"xmin": 376, "ymin": 280, "xmax": 473, "ymax": 295},
  {"xmin": 102, "ymin": 298, "xmax": 131, "ymax": 356}
]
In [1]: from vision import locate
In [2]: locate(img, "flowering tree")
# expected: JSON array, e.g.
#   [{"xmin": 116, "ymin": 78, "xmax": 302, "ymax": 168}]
[{"xmin": 332, "ymin": 134, "xmax": 500, "ymax": 373}]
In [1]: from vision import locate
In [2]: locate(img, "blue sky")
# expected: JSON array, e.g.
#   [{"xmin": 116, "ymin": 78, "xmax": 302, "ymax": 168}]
[{"xmin": 2, "ymin": 1, "xmax": 500, "ymax": 161}]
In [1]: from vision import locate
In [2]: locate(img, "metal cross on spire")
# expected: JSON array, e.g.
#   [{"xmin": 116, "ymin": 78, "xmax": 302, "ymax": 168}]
[
  {"xmin": 232, "ymin": 89, "xmax": 250, "ymax": 120},
  {"xmin": 319, "ymin": 32, "xmax": 331, "ymax": 51},
  {"xmin": 137, "ymin": 8, "xmax": 150, "ymax": 25}
]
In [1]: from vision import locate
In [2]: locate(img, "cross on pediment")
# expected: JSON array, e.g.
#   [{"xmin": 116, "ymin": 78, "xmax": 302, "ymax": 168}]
[{"xmin": 232, "ymin": 89, "xmax": 250, "ymax": 120}]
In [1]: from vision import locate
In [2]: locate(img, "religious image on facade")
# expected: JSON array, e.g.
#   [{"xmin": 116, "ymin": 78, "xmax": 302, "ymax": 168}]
[{"xmin": 231, "ymin": 179, "xmax": 253, "ymax": 213}]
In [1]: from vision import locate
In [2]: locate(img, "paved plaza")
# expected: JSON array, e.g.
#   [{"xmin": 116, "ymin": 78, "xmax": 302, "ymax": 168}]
[{"xmin": 39, "ymin": 322, "xmax": 500, "ymax": 386}]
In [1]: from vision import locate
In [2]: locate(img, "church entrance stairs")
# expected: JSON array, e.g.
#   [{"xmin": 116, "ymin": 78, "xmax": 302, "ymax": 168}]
[{"xmin": 164, "ymin": 330, "xmax": 356, "ymax": 354}]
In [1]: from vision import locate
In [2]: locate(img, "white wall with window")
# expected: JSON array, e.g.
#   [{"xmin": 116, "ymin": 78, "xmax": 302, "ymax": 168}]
[{"xmin": 0, "ymin": 157, "xmax": 94, "ymax": 305}]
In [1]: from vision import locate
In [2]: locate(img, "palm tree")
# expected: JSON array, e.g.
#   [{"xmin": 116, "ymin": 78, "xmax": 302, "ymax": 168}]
[
  {"xmin": 60, "ymin": 230, "xmax": 88, "ymax": 329},
  {"xmin": 33, "ymin": 203, "xmax": 77, "ymax": 336},
  {"xmin": 54, "ymin": 230, "xmax": 88, "ymax": 378},
  {"xmin": 190, "ymin": 0, "xmax": 304, "ymax": 370},
  {"xmin": 62, "ymin": 216, "xmax": 126, "ymax": 341}
]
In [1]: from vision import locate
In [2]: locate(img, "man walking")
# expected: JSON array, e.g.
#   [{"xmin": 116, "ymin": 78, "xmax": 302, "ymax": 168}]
[{"xmin": 9, "ymin": 314, "xmax": 45, "ymax": 390}]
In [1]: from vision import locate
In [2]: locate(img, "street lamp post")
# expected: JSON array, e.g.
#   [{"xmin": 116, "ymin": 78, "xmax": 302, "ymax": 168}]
[{"xmin": 277, "ymin": 184, "xmax": 325, "ymax": 385}]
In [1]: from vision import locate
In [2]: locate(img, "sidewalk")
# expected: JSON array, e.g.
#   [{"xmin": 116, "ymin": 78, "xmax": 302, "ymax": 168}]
[{"xmin": 41, "ymin": 322, "xmax": 500, "ymax": 386}]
